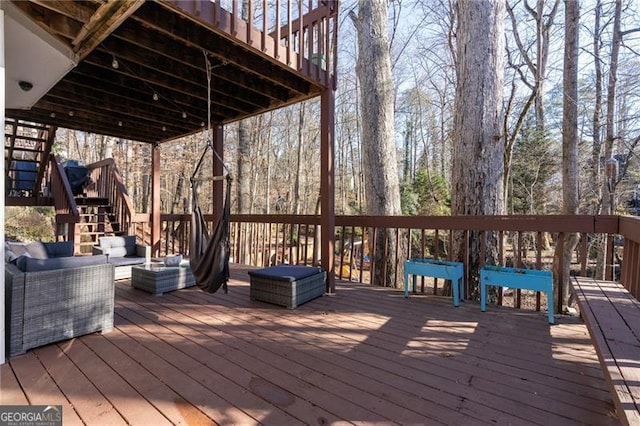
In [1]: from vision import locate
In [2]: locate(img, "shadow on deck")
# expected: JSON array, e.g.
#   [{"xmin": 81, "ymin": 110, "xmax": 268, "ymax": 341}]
[{"xmin": 1, "ymin": 264, "xmax": 618, "ymax": 425}]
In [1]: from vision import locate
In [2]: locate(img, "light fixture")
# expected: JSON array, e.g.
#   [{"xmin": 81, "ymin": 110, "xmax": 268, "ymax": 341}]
[
  {"xmin": 18, "ymin": 80, "xmax": 33, "ymax": 92},
  {"xmin": 153, "ymin": 92, "xmax": 159, "ymax": 101},
  {"xmin": 68, "ymin": 111, "xmax": 74, "ymax": 117},
  {"xmin": 182, "ymin": 111, "xmax": 187, "ymax": 119},
  {"xmin": 50, "ymin": 112, "xmax": 56, "ymax": 118},
  {"xmin": 118, "ymin": 120, "xmax": 123, "ymax": 127},
  {"xmin": 200, "ymin": 121, "xmax": 205, "ymax": 127},
  {"xmin": 162, "ymin": 126, "xmax": 166, "ymax": 132},
  {"xmin": 111, "ymin": 56, "xmax": 119, "ymax": 69}
]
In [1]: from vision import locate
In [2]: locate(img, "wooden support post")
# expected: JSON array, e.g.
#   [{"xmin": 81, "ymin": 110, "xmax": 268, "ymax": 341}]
[
  {"xmin": 320, "ymin": 89, "xmax": 335, "ymax": 293},
  {"xmin": 151, "ymin": 143, "xmax": 161, "ymax": 257}
]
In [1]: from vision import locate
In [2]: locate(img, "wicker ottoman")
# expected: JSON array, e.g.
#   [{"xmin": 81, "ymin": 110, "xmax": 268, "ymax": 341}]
[
  {"xmin": 131, "ymin": 263, "xmax": 195, "ymax": 295},
  {"xmin": 248, "ymin": 265, "xmax": 326, "ymax": 309}
]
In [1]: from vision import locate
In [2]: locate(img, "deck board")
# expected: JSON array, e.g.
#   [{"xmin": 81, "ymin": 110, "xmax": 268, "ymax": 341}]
[{"xmin": 1, "ymin": 264, "xmax": 620, "ymax": 425}]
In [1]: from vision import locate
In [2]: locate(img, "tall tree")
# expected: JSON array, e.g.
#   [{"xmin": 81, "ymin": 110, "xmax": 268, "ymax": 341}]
[
  {"xmin": 350, "ymin": 0, "xmax": 404, "ymax": 287},
  {"xmin": 553, "ymin": 0, "xmax": 580, "ymax": 312},
  {"xmin": 451, "ymin": 0, "xmax": 506, "ymax": 294},
  {"xmin": 602, "ymin": 0, "xmax": 623, "ymax": 217},
  {"xmin": 236, "ymin": 0, "xmax": 252, "ymax": 215},
  {"xmin": 504, "ymin": 0, "xmax": 559, "ymax": 200}
]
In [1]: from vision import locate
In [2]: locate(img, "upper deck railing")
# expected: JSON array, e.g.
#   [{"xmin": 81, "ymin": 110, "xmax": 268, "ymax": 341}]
[{"xmin": 168, "ymin": 0, "xmax": 339, "ymax": 88}]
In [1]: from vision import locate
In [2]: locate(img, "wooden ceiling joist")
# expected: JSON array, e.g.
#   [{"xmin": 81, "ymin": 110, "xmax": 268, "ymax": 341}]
[{"xmin": 72, "ymin": 0, "xmax": 144, "ymax": 60}]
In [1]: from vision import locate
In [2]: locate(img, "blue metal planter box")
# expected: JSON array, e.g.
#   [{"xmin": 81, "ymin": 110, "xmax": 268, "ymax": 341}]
[
  {"xmin": 404, "ymin": 258, "xmax": 464, "ymax": 307},
  {"xmin": 480, "ymin": 265, "xmax": 554, "ymax": 324}
]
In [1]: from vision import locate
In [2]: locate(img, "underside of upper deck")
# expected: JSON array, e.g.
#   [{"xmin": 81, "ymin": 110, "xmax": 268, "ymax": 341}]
[
  {"xmin": 0, "ymin": 265, "xmax": 618, "ymax": 425},
  {"xmin": 4, "ymin": 0, "xmax": 338, "ymax": 143}
]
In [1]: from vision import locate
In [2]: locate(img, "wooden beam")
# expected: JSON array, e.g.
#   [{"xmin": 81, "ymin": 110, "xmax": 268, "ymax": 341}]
[
  {"xmin": 6, "ymin": 107, "xmax": 180, "ymax": 144},
  {"xmin": 29, "ymin": 0, "xmax": 97, "ymax": 22},
  {"xmin": 106, "ymin": 20, "xmax": 294, "ymax": 103},
  {"xmin": 134, "ymin": 3, "xmax": 315, "ymax": 96},
  {"xmin": 86, "ymin": 45, "xmax": 268, "ymax": 113},
  {"xmin": 72, "ymin": 0, "xmax": 144, "ymax": 60},
  {"xmin": 10, "ymin": 2, "xmax": 83, "ymax": 41}
]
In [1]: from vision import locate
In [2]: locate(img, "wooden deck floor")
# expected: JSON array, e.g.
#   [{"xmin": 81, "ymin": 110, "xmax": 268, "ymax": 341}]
[{"xmin": 1, "ymin": 264, "xmax": 619, "ymax": 425}]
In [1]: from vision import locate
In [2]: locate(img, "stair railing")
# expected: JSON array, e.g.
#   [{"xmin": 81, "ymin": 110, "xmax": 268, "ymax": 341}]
[
  {"xmin": 49, "ymin": 154, "xmax": 80, "ymax": 239},
  {"xmin": 85, "ymin": 158, "xmax": 143, "ymax": 236}
]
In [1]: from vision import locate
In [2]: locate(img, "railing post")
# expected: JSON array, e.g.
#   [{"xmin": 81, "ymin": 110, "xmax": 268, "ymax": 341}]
[
  {"xmin": 151, "ymin": 143, "xmax": 161, "ymax": 257},
  {"xmin": 320, "ymin": 88, "xmax": 335, "ymax": 292}
]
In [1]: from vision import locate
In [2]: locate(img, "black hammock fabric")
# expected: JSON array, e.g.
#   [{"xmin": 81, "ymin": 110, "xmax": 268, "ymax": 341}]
[{"xmin": 189, "ymin": 175, "xmax": 231, "ymax": 293}]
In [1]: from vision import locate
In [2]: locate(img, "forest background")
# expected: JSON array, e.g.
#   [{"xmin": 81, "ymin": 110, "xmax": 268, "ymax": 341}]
[{"xmin": 9, "ymin": 0, "xmax": 640, "ymax": 248}]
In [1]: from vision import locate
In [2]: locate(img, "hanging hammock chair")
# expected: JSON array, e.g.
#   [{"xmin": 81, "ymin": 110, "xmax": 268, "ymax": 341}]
[
  {"xmin": 188, "ymin": 49, "xmax": 232, "ymax": 294},
  {"xmin": 189, "ymin": 163, "xmax": 231, "ymax": 294}
]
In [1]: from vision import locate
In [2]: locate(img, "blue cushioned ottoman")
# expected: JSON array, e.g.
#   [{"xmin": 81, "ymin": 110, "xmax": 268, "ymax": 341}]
[{"xmin": 248, "ymin": 265, "xmax": 326, "ymax": 309}]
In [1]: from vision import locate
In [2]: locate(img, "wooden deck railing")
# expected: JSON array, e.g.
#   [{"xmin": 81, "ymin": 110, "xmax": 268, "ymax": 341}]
[
  {"xmin": 168, "ymin": 0, "xmax": 339, "ymax": 88},
  {"xmin": 151, "ymin": 213, "xmax": 639, "ymax": 311},
  {"xmin": 49, "ymin": 154, "xmax": 80, "ymax": 235},
  {"xmin": 620, "ymin": 215, "xmax": 640, "ymax": 297}
]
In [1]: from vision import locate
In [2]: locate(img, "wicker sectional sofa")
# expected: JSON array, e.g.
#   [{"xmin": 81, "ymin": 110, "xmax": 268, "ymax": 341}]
[
  {"xmin": 4, "ymin": 247, "xmax": 115, "ymax": 357},
  {"xmin": 92, "ymin": 236, "xmax": 151, "ymax": 280}
]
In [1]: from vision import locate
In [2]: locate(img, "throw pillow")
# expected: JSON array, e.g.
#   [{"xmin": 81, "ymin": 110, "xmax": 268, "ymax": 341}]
[
  {"xmin": 107, "ymin": 247, "xmax": 128, "ymax": 258},
  {"xmin": 7, "ymin": 241, "xmax": 28, "ymax": 256},
  {"xmin": 43, "ymin": 241, "xmax": 74, "ymax": 258},
  {"xmin": 26, "ymin": 241, "xmax": 48, "ymax": 259}
]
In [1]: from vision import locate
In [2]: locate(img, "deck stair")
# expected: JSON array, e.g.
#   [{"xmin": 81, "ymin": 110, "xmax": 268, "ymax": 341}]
[
  {"xmin": 4, "ymin": 118, "xmax": 56, "ymax": 204},
  {"xmin": 74, "ymin": 196, "xmax": 124, "ymax": 253},
  {"xmin": 6, "ymin": 119, "xmax": 141, "ymax": 254}
]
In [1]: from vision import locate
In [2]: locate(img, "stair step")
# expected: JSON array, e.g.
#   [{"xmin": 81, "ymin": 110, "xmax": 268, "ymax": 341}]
[
  {"xmin": 6, "ymin": 147, "xmax": 45, "ymax": 154},
  {"xmin": 11, "ymin": 134, "xmax": 46, "ymax": 142},
  {"xmin": 75, "ymin": 197, "xmax": 110, "ymax": 206},
  {"xmin": 79, "ymin": 219, "xmax": 119, "ymax": 226},
  {"xmin": 5, "ymin": 119, "xmax": 49, "ymax": 132}
]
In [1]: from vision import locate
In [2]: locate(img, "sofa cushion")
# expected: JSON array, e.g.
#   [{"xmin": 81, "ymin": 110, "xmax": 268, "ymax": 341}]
[
  {"xmin": 13, "ymin": 254, "xmax": 29, "ymax": 271},
  {"xmin": 12, "ymin": 252, "xmax": 32, "ymax": 270},
  {"xmin": 99, "ymin": 236, "xmax": 137, "ymax": 258},
  {"xmin": 25, "ymin": 241, "xmax": 48, "ymax": 259},
  {"xmin": 43, "ymin": 241, "xmax": 74, "ymax": 258},
  {"xmin": 7, "ymin": 241, "xmax": 28, "ymax": 256},
  {"xmin": 108, "ymin": 256, "xmax": 147, "ymax": 267},
  {"xmin": 124, "ymin": 235, "xmax": 137, "ymax": 256},
  {"xmin": 21, "ymin": 254, "xmax": 108, "ymax": 272},
  {"xmin": 248, "ymin": 265, "xmax": 325, "ymax": 282}
]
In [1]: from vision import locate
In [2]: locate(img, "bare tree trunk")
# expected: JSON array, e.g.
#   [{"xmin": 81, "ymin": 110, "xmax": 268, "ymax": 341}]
[
  {"xmin": 592, "ymin": 0, "xmax": 603, "ymax": 210},
  {"xmin": 293, "ymin": 102, "xmax": 305, "ymax": 215},
  {"xmin": 553, "ymin": 0, "xmax": 580, "ymax": 313},
  {"xmin": 350, "ymin": 0, "xmax": 405, "ymax": 288},
  {"xmin": 237, "ymin": 119, "xmax": 251, "ymax": 263},
  {"xmin": 504, "ymin": 0, "xmax": 558, "ymax": 202},
  {"xmin": 451, "ymin": 0, "xmax": 505, "ymax": 297},
  {"xmin": 591, "ymin": 0, "xmax": 607, "ymax": 279}
]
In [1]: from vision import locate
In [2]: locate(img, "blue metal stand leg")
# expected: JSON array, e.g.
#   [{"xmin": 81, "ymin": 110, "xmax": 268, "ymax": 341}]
[
  {"xmin": 547, "ymin": 287, "xmax": 555, "ymax": 324},
  {"xmin": 480, "ymin": 282, "xmax": 487, "ymax": 312},
  {"xmin": 452, "ymin": 278, "xmax": 460, "ymax": 307},
  {"xmin": 404, "ymin": 272, "xmax": 409, "ymax": 298}
]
